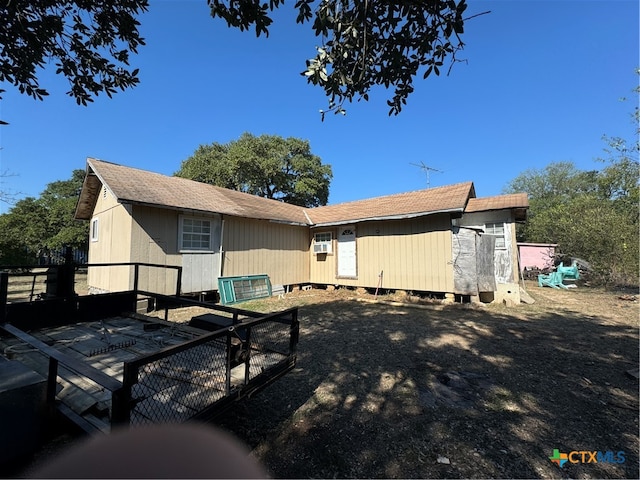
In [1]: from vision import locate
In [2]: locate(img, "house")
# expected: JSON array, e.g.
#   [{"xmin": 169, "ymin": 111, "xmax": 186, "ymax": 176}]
[{"xmin": 75, "ymin": 158, "xmax": 528, "ymax": 303}]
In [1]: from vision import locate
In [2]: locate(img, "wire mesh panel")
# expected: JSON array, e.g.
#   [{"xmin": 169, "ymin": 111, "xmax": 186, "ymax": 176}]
[
  {"xmin": 245, "ymin": 317, "xmax": 293, "ymax": 381},
  {"xmin": 129, "ymin": 341, "xmax": 228, "ymax": 425},
  {"xmin": 121, "ymin": 306, "xmax": 298, "ymax": 427}
]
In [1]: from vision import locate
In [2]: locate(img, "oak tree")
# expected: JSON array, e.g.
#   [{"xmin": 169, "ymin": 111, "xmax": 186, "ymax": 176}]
[{"xmin": 176, "ymin": 133, "xmax": 332, "ymax": 207}]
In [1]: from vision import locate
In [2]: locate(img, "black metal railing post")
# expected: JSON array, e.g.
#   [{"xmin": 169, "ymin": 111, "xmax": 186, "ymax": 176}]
[
  {"xmin": 133, "ymin": 264, "xmax": 140, "ymax": 313},
  {"xmin": 175, "ymin": 266, "xmax": 182, "ymax": 297},
  {"xmin": 113, "ymin": 363, "xmax": 135, "ymax": 427},
  {"xmin": 133, "ymin": 264, "xmax": 139, "ymax": 294},
  {"xmin": 0, "ymin": 271, "xmax": 8, "ymax": 323},
  {"xmin": 61, "ymin": 246, "xmax": 75, "ymax": 300},
  {"xmin": 243, "ymin": 326, "xmax": 252, "ymax": 385},
  {"xmin": 225, "ymin": 332, "xmax": 232, "ymax": 394},
  {"xmin": 289, "ymin": 308, "xmax": 299, "ymax": 357},
  {"xmin": 47, "ymin": 357, "xmax": 59, "ymax": 404}
]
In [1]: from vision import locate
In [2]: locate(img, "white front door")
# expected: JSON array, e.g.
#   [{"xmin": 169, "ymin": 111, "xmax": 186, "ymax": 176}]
[{"xmin": 337, "ymin": 226, "xmax": 357, "ymax": 277}]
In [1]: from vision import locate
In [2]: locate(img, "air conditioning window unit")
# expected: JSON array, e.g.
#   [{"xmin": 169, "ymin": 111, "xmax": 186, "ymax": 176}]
[
  {"xmin": 313, "ymin": 243, "xmax": 327, "ymax": 254},
  {"xmin": 313, "ymin": 231, "xmax": 332, "ymax": 255}
]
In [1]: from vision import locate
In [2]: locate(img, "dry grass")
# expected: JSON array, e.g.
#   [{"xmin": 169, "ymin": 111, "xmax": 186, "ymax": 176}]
[{"xmin": 208, "ymin": 282, "xmax": 639, "ymax": 479}]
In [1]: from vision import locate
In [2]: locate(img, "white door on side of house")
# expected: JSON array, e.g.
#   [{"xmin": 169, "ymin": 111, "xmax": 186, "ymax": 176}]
[{"xmin": 337, "ymin": 226, "xmax": 357, "ymax": 278}]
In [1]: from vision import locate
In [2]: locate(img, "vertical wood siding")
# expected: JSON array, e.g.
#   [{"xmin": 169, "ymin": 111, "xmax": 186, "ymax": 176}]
[
  {"xmin": 309, "ymin": 214, "xmax": 454, "ymax": 292},
  {"xmin": 130, "ymin": 205, "xmax": 182, "ymax": 295},
  {"xmin": 87, "ymin": 188, "xmax": 132, "ymax": 292},
  {"xmin": 222, "ymin": 218, "xmax": 310, "ymax": 286}
]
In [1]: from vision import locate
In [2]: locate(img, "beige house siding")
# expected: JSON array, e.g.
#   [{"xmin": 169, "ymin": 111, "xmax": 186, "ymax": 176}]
[
  {"xmin": 222, "ymin": 217, "xmax": 310, "ymax": 287},
  {"xmin": 129, "ymin": 205, "xmax": 182, "ymax": 295},
  {"xmin": 87, "ymin": 188, "xmax": 133, "ymax": 292},
  {"xmin": 310, "ymin": 214, "xmax": 454, "ymax": 292}
]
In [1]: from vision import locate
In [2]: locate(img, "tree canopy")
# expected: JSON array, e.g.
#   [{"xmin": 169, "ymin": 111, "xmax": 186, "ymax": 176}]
[
  {"xmin": 0, "ymin": 169, "xmax": 88, "ymax": 265},
  {"xmin": 1, "ymin": 0, "xmax": 478, "ymax": 118},
  {"xmin": 176, "ymin": 133, "xmax": 332, "ymax": 207},
  {"xmin": 505, "ymin": 158, "xmax": 638, "ymax": 285},
  {"xmin": 1, "ymin": 0, "xmax": 147, "ymax": 107}
]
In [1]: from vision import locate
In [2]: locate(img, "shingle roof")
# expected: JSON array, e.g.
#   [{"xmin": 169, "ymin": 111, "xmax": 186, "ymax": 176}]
[
  {"xmin": 305, "ymin": 182, "xmax": 476, "ymax": 226},
  {"xmin": 75, "ymin": 158, "xmax": 310, "ymax": 224},
  {"xmin": 75, "ymin": 159, "xmax": 527, "ymax": 225},
  {"xmin": 465, "ymin": 193, "xmax": 529, "ymax": 212}
]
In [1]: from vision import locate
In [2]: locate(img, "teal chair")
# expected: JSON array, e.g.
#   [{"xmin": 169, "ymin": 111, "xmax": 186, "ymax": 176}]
[
  {"xmin": 538, "ymin": 271, "xmax": 569, "ymax": 289},
  {"xmin": 556, "ymin": 262, "xmax": 580, "ymax": 280}
]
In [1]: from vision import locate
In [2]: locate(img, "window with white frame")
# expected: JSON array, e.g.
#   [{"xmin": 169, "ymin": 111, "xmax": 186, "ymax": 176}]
[
  {"xmin": 313, "ymin": 231, "xmax": 333, "ymax": 254},
  {"xmin": 484, "ymin": 222, "xmax": 506, "ymax": 249},
  {"xmin": 91, "ymin": 218, "xmax": 99, "ymax": 242},
  {"xmin": 179, "ymin": 216, "xmax": 213, "ymax": 251}
]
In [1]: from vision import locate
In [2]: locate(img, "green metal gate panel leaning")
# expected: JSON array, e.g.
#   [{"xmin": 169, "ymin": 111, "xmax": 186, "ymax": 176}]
[{"xmin": 218, "ymin": 275, "xmax": 272, "ymax": 305}]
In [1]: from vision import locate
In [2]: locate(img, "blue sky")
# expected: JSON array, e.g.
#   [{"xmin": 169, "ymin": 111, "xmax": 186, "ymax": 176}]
[{"xmin": 0, "ymin": 0, "xmax": 638, "ymax": 213}]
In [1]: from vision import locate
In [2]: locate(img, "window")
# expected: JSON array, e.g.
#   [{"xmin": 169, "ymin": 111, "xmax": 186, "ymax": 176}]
[
  {"xmin": 91, "ymin": 218, "xmax": 99, "ymax": 242},
  {"xmin": 180, "ymin": 216, "xmax": 213, "ymax": 251},
  {"xmin": 485, "ymin": 222, "xmax": 506, "ymax": 249},
  {"xmin": 313, "ymin": 231, "xmax": 333, "ymax": 254}
]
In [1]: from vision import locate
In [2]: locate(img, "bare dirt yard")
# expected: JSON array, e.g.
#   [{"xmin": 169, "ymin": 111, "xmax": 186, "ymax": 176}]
[
  {"xmin": 9, "ymin": 281, "xmax": 639, "ymax": 479},
  {"xmin": 208, "ymin": 282, "xmax": 639, "ymax": 479}
]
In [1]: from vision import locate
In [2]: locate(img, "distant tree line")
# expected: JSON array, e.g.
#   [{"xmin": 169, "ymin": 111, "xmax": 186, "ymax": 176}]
[{"xmin": 0, "ymin": 170, "xmax": 88, "ymax": 265}]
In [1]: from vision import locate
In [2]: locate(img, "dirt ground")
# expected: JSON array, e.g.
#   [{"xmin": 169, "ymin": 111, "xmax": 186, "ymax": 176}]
[
  {"xmin": 209, "ymin": 282, "xmax": 639, "ymax": 479},
  {"xmin": 7, "ymin": 281, "xmax": 640, "ymax": 479}
]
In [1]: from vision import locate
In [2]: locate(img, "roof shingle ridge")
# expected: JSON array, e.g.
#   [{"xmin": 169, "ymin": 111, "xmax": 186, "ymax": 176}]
[{"xmin": 308, "ymin": 181, "xmax": 474, "ymax": 211}]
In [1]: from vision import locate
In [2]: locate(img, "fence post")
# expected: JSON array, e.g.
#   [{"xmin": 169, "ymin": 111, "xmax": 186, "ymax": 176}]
[
  {"xmin": 112, "ymin": 363, "xmax": 134, "ymax": 428},
  {"xmin": 59, "ymin": 246, "xmax": 75, "ymax": 300},
  {"xmin": 0, "ymin": 271, "xmax": 8, "ymax": 323},
  {"xmin": 175, "ymin": 266, "xmax": 182, "ymax": 297},
  {"xmin": 289, "ymin": 308, "xmax": 299, "ymax": 357},
  {"xmin": 133, "ymin": 264, "xmax": 139, "ymax": 294},
  {"xmin": 133, "ymin": 264, "xmax": 140, "ymax": 313},
  {"xmin": 47, "ymin": 357, "xmax": 59, "ymax": 404}
]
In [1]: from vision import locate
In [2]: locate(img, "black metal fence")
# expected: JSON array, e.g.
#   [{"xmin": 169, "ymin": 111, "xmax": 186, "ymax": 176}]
[
  {"xmin": 1, "ymin": 262, "xmax": 299, "ymax": 432},
  {"xmin": 123, "ymin": 307, "xmax": 298, "ymax": 426}
]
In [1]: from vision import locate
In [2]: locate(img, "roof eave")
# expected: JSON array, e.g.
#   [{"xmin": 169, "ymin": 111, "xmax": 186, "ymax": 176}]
[
  {"xmin": 74, "ymin": 172, "xmax": 101, "ymax": 220},
  {"xmin": 311, "ymin": 207, "xmax": 464, "ymax": 228}
]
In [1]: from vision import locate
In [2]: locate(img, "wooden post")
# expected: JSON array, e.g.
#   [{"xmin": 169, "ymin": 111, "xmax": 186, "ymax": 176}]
[{"xmin": 0, "ymin": 272, "xmax": 7, "ymax": 324}]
